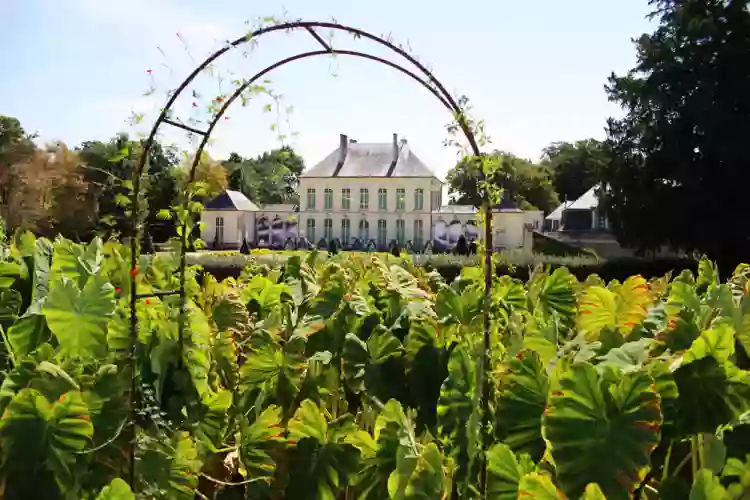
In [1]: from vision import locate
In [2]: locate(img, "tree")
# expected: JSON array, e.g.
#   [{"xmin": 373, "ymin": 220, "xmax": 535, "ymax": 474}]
[
  {"xmin": 3, "ymin": 142, "xmax": 94, "ymax": 238},
  {"xmin": 178, "ymin": 152, "xmax": 228, "ymax": 202},
  {"xmin": 601, "ymin": 0, "xmax": 750, "ymax": 263},
  {"xmin": 445, "ymin": 151, "xmax": 559, "ymax": 213},
  {"xmin": 224, "ymin": 145, "xmax": 304, "ymax": 206},
  {"xmin": 0, "ymin": 116, "xmax": 37, "ymax": 225},
  {"xmin": 78, "ymin": 134, "xmax": 179, "ymax": 240},
  {"xmin": 541, "ymin": 139, "xmax": 609, "ymax": 202}
]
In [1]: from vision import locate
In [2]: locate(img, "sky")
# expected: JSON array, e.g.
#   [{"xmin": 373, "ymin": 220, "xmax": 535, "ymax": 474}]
[{"xmin": 0, "ymin": 0, "xmax": 655, "ymax": 179}]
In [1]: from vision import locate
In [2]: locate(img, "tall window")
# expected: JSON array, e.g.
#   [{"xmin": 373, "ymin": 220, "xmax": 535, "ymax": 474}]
[
  {"xmin": 215, "ymin": 216, "xmax": 224, "ymax": 246},
  {"xmin": 324, "ymin": 218, "xmax": 333, "ymax": 241},
  {"xmin": 341, "ymin": 188, "xmax": 351, "ymax": 210},
  {"xmin": 414, "ymin": 188, "xmax": 424, "ymax": 211},
  {"xmin": 306, "ymin": 188, "xmax": 316, "ymax": 210},
  {"xmin": 359, "ymin": 219, "xmax": 369, "ymax": 242},
  {"xmin": 377, "ymin": 219, "xmax": 387, "ymax": 248},
  {"xmin": 414, "ymin": 219, "xmax": 423, "ymax": 247},
  {"xmin": 360, "ymin": 188, "xmax": 369, "ymax": 209},
  {"xmin": 396, "ymin": 188, "xmax": 405, "ymax": 210},
  {"xmin": 306, "ymin": 218, "xmax": 316, "ymax": 241},
  {"xmin": 396, "ymin": 219, "xmax": 405, "ymax": 244},
  {"xmin": 378, "ymin": 188, "xmax": 388, "ymax": 210},
  {"xmin": 341, "ymin": 219, "xmax": 350, "ymax": 244},
  {"xmin": 324, "ymin": 188, "xmax": 333, "ymax": 210}
]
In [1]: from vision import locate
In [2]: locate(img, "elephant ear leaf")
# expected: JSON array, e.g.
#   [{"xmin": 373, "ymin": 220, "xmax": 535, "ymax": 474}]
[
  {"xmin": 43, "ymin": 275, "xmax": 115, "ymax": 360},
  {"xmin": 528, "ymin": 267, "xmax": 577, "ymax": 326},
  {"xmin": 0, "ymin": 389, "xmax": 93, "ymax": 496},
  {"xmin": 495, "ymin": 349, "xmax": 549, "ymax": 462},
  {"xmin": 578, "ymin": 276, "xmax": 649, "ymax": 341},
  {"xmin": 436, "ymin": 345, "xmax": 479, "ymax": 494},
  {"xmin": 689, "ymin": 469, "xmax": 729, "ymax": 500},
  {"xmin": 516, "ymin": 472, "xmax": 565, "ymax": 499},
  {"xmin": 542, "ymin": 363, "xmax": 662, "ymax": 499},
  {"xmin": 485, "ymin": 443, "xmax": 534, "ymax": 500},
  {"xmin": 96, "ymin": 478, "xmax": 134, "ymax": 500}
]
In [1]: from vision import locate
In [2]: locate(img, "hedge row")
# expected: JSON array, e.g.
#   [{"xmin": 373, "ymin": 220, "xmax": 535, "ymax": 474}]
[{"xmin": 197, "ymin": 253, "xmax": 700, "ymax": 285}]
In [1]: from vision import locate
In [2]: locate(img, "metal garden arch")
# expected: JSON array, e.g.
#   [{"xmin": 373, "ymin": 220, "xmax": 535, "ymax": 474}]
[{"xmin": 129, "ymin": 19, "xmax": 494, "ymax": 487}]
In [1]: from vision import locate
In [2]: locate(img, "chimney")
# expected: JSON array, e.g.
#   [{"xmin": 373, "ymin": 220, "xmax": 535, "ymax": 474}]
[
  {"xmin": 392, "ymin": 133, "xmax": 399, "ymax": 163},
  {"xmin": 333, "ymin": 133, "xmax": 347, "ymax": 177}
]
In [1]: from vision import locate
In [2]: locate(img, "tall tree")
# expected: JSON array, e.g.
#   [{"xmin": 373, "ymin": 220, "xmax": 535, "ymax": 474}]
[
  {"xmin": 445, "ymin": 151, "xmax": 559, "ymax": 213},
  {"xmin": 224, "ymin": 145, "xmax": 304, "ymax": 205},
  {"xmin": 602, "ymin": 0, "xmax": 750, "ymax": 263},
  {"xmin": 0, "ymin": 116, "xmax": 37, "ymax": 225},
  {"xmin": 78, "ymin": 134, "xmax": 179, "ymax": 240},
  {"xmin": 541, "ymin": 139, "xmax": 609, "ymax": 202}
]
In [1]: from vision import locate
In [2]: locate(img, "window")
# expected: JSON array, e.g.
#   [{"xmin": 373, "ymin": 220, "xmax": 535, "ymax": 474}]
[
  {"xmin": 215, "ymin": 216, "xmax": 224, "ymax": 246},
  {"xmin": 359, "ymin": 219, "xmax": 369, "ymax": 242},
  {"xmin": 360, "ymin": 188, "xmax": 369, "ymax": 209},
  {"xmin": 414, "ymin": 188, "xmax": 424, "ymax": 211},
  {"xmin": 306, "ymin": 188, "xmax": 316, "ymax": 210},
  {"xmin": 377, "ymin": 219, "xmax": 387, "ymax": 248},
  {"xmin": 378, "ymin": 188, "xmax": 388, "ymax": 210},
  {"xmin": 414, "ymin": 219, "xmax": 423, "ymax": 247},
  {"xmin": 324, "ymin": 218, "xmax": 333, "ymax": 241},
  {"xmin": 396, "ymin": 188, "xmax": 405, "ymax": 210},
  {"xmin": 341, "ymin": 188, "xmax": 351, "ymax": 210},
  {"xmin": 597, "ymin": 213, "xmax": 606, "ymax": 230},
  {"xmin": 396, "ymin": 219, "xmax": 405, "ymax": 244},
  {"xmin": 306, "ymin": 218, "xmax": 316, "ymax": 241},
  {"xmin": 324, "ymin": 188, "xmax": 333, "ymax": 210},
  {"xmin": 341, "ymin": 219, "xmax": 350, "ymax": 243}
]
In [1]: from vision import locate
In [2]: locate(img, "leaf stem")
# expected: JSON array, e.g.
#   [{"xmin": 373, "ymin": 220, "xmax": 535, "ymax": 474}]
[
  {"xmin": 0, "ymin": 324, "xmax": 16, "ymax": 368},
  {"xmin": 661, "ymin": 441, "xmax": 673, "ymax": 482}
]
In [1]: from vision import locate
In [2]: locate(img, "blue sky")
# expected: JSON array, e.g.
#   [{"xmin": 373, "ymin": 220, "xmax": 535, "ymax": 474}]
[{"xmin": 0, "ymin": 0, "xmax": 654, "ymax": 178}]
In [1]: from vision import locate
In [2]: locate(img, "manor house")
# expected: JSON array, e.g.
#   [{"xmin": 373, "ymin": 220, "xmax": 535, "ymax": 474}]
[{"xmin": 201, "ymin": 133, "xmax": 542, "ymax": 252}]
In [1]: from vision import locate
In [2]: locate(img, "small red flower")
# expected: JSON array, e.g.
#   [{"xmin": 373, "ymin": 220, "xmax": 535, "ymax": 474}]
[
  {"xmin": 145, "ymin": 299, "xmax": 151, "ymax": 305},
  {"xmin": 192, "ymin": 102, "xmax": 199, "ymax": 108},
  {"xmin": 129, "ymin": 267, "xmax": 138, "ymax": 278},
  {"xmin": 146, "ymin": 69, "xmax": 152, "ymax": 74},
  {"xmin": 215, "ymin": 96, "xmax": 224, "ymax": 103},
  {"xmin": 115, "ymin": 287, "xmax": 121, "ymax": 294},
  {"xmin": 224, "ymin": 116, "xmax": 230, "ymax": 120}
]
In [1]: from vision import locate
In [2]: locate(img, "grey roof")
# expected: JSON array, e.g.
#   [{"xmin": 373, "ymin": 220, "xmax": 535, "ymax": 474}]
[
  {"xmin": 204, "ymin": 190, "xmax": 259, "ymax": 211},
  {"xmin": 567, "ymin": 185, "xmax": 600, "ymax": 210},
  {"xmin": 301, "ymin": 142, "xmax": 439, "ymax": 179},
  {"xmin": 546, "ymin": 201, "xmax": 573, "ymax": 220},
  {"xmin": 437, "ymin": 205, "xmax": 478, "ymax": 214}
]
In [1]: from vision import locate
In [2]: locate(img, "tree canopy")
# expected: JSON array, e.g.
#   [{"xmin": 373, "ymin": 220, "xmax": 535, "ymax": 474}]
[
  {"xmin": 445, "ymin": 151, "xmax": 559, "ymax": 213},
  {"xmin": 224, "ymin": 145, "xmax": 305, "ymax": 205},
  {"xmin": 600, "ymin": 0, "xmax": 750, "ymax": 264},
  {"xmin": 541, "ymin": 139, "xmax": 610, "ymax": 203}
]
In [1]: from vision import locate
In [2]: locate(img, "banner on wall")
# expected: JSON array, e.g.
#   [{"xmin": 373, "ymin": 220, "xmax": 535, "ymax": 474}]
[
  {"xmin": 257, "ymin": 216, "xmax": 299, "ymax": 249},
  {"xmin": 432, "ymin": 219, "xmax": 479, "ymax": 252}
]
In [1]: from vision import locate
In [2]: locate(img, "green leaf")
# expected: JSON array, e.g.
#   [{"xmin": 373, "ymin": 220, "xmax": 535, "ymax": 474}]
[
  {"xmin": 195, "ymin": 389, "xmax": 232, "ymax": 455},
  {"xmin": 581, "ymin": 483, "xmax": 607, "ymax": 499},
  {"xmin": 682, "ymin": 323, "xmax": 735, "ymax": 365},
  {"xmin": 690, "ymin": 469, "xmax": 729, "ymax": 500},
  {"xmin": 289, "ymin": 399, "xmax": 329, "ymax": 443},
  {"xmin": 578, "ymin": 275, "xmax": 650, "ymax": 340},
  {"xmin": 436, "ymin": 345, "xmax": 479, "ymax": 495},
  {"xmin": 138, "ymin": 431, "xmax": 202, "ymax": 499},
  {"xmin": 8, "ymin": 310, "xmax": 49, "ymax": 359},
  {"xmin": 43, "ymin": 275, "xmax": 115, "ymax": 360},
  {"xmin": 387, "ymin": 442, "xmax": 447, "ymax": 500},
  {"xmin": 96, "ymin": 478, "xmax": 134, "ymax": 500},
  {"xmin": 495, "ymin": 349, "xmax": 549, "ymax": 462},
  {"xmin": 542, "ymin": 363, "xmax": 662, "ymax": 499},
  {"xmin": 528, "ymin": 267, "xmax": 577, "ymax": 327},
  {"xmin": 516, "ymin": 472, "xmax": 564, "ymax": 499},
  {"xmin": 240, "ymin": 405, "xmax": 285, "ymax": 491},
  {"xmin": 183, "ymin": 302, "xmax": 211, "ymax": 400},
  {"xmin": 0, "ymin": 389, "xmax": 93, "ymax": 495},
  {"xmin": 485, "ymin": 443, "xmax": 535, "ymax": 500},
  {"xmin": 597, "ymin": 338, "xmax": 653, "ymax": 372},
  {"xmin": 701, "ymin": 433, "xmax": 727, "ymax": 475}
]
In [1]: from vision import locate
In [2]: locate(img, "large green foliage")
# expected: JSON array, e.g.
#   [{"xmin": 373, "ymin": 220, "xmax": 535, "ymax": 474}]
[
  {"xmin": 602, "ymin": 0, "xmax": 750, "ymax": 261},
  {"xmin": 0, "ymin": 231, "xmax": 748, "ymax": 499}
]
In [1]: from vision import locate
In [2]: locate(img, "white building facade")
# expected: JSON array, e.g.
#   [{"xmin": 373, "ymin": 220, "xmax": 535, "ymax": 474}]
[{"xmin": 201, "ymin": 133, "xmax": 535, "ymax": 252}]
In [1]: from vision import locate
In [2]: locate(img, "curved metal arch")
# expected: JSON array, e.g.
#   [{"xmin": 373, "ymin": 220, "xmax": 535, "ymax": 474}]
[{"xmin": 128, "ymin": 19, "xmax": 494, "ymax": 490}]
